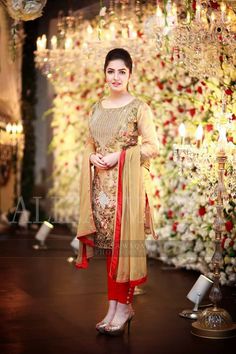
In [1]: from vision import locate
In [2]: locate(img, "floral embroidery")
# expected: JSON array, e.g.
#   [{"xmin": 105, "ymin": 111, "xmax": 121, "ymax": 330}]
[
  {"xmin": 90, "ymin": 99, "xmax": 143, "ymax": 249},
  {"xmin": 98, "ymin": 191, "xmax": 110, "ymax": 209}
]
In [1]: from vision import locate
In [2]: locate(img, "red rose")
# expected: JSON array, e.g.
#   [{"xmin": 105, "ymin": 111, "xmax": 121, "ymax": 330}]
[
  {"xmin": 137, "ymin": 30, "xmax": 143, "ymax": 38},
  {"xmin": 232, "ymin": 114, "xmax": 236, "ymax": 121},
  {"xmin": 186, "ymin": 87, "xmax": 192, "ymax": 93},
  {"xmin": 227, "ymin": 136, "xmax": 233, "ymax": 142},
  {"xmin": 155, "ymin": 189, "xmax": 160, "ymax": 197},
  {"xmin": 198, "ymin": 206, "xmax": 206, "ymax": 217},
  {"xmin": 182, "ymin": 184, "xmax": 186, "ymax": 190},
  {"xmin": 177, "ymin": 84, "xmax": 183, "ymax": 91},
  {"xmin": 164, "ymin": 120, "xmax": 170, "ymax": 126},
  {"xmin": 162, "ymin": 136, "xmax": 167, "ymax": 145},
  {"xmin": 225, "ymin": 220, "xmax": 233, "ymax": 232},
  {"xmin": 197, "ymin": 86, "xmax": 203, "ymax": 94},
  {"xmin": 210, "ymin": 1, "xmax": 219, "ymax": 9},
  {"xmin": 206, "ymin": 124, "xmax": 214, "ymax": 132},
  {"xmin": 209, "ymin": 199, "xmax": 215, "ymax": 205},
  {"xmin": 225, "ymin": 88, "xmax": 233, "ymax": 96},
  {"xmin": 172, "ymin": 222, "xmax": 178, "ymax": 232},
  {"xmin": 178, "ymin": 106, "xmax": 184, "ymax": 113},
  {"xmin": 189, "ymin": 108, "xmax": 196, "ymax": 117},
  {"xmin": 167, "ymin": 210, "xmax": 173, "ymax": 219},
  {"xmin": 157, "ymin": 82, "xmax": 164, "ymax": 90}
]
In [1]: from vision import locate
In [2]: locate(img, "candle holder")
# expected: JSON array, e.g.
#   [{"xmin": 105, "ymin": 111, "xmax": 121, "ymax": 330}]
[
  {"xmin": 5, "ymin": 122, "xmax": 24, "ymax": 206},
  {"xmin": 173, "ymin": 119, "xmax": 236, "ymax": 339}
]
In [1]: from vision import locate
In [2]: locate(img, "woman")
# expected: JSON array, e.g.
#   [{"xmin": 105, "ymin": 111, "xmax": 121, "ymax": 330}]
[{"xmin": 75, "ymin": 48, "xmax": 158, "ymax": 336}]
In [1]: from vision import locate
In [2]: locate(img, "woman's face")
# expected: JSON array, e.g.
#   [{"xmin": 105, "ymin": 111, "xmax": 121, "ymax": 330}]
[{"xmin": 105, "ymin": 59, "xmax": 130, "ymax": 93}]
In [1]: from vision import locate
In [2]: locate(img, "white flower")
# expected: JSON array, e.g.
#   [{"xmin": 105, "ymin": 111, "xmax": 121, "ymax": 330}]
[
  {"xmin": 160, "ymin": 225, "xmax": 173, "ymax": 238},
  {"xmin": 209, "ymin": 230, "xmax": 215, "ymax": 239},
  {"xmin": 183, "ymin": 232, "xmax": 196, "ymax": 241},
  {"xmin": 99, "ymin": 6, "xmax": 106, "ymax": 16},
  {"xmin": 189, "ymin": 224, "xmax": 195, "ymax": 232},
  {"xmin": 224, "ymin": 238, "xmax": 232, "ymax": 249},
  {"xmin": 228, "ymin": 273, "xmax": 236, "ymax": 283},
  {"xmin": 194, "ymin": 239, "xmax": 204, "ymax": 252},
  {"xmin": 177, "ymin": 223, "xmax": 187, "ymax": 233}
]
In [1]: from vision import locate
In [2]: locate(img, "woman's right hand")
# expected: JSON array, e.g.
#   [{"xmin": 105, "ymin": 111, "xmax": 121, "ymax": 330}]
[{"xmin": 90, "ymin": 153, "xmax": 108, "ymax": 169}]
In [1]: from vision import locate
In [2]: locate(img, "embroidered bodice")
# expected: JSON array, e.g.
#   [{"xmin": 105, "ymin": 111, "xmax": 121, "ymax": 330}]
[{"xmin": 89, "ymin": 98, "xmax": 142, "ymax": 156}]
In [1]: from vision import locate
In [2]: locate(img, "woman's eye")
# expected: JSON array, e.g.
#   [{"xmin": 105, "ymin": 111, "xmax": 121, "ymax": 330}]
[
  {"xmin": 120, "ymin": 71, "xmax": 126, "ymax": 74},
  {"xmin": 107, "ymin": 70, "xmax": 113, "ymax": 74}
]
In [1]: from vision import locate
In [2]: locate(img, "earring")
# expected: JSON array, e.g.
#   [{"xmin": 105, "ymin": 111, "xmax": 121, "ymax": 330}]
[
  {"xmin": 104, "ymin": 82, "xmax": 109, "ymax": 95},
  {"xmin": 127, "ymin": 80, "xmax": 134, "ymax": 93}
]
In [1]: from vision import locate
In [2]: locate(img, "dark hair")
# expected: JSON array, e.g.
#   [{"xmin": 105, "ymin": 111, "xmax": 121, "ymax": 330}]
[{"xmin": 104, "ymin": 48, "xmax": 133, "ymax": 74}]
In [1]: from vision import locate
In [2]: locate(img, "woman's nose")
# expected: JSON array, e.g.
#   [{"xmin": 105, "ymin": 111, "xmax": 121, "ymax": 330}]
[{"xmin": 114, "ymin": 71, "xmax": 119, "ymax": 80}]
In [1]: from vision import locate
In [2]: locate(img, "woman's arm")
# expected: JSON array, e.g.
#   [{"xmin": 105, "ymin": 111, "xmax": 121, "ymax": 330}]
[
  {"xmin": 86, "ymin": 134, "xmax": 108, "ymax": 169},
  {"xmin": 137, "ymin": 102, "xmax": 159, "ymax": 165},
  {"xmin": 86, "ymin": 132, "xmax": 96, "ymax": 156}
]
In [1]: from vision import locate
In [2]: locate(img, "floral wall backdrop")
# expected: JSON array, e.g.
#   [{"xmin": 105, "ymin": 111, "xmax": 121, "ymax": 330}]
[{"xmin": 44, "ymin": 6, "xmax": 236, "ymax": 285}]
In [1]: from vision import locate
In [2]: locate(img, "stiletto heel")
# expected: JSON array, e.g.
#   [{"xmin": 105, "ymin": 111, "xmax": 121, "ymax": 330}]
[{"xmin": 127, "ymin": 318, "xmax": 131, "ymax": 335}]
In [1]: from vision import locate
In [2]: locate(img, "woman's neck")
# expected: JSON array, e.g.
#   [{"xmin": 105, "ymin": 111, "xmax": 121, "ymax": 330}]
[
  {"xmin": 101, "ymin": 90, "xmax": 134, "ymax": 109},
  {"xmin": 108, "ymin": 91, "xmax": 132, "ymax": 101}
]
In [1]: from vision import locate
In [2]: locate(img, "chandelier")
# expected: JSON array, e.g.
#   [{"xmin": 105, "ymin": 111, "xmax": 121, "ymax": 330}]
[
  {"xmin": 0, "ymin": 0, "xmax": 47, "ymax": 21},
  {"xmin": 34, "ymin": 1, "xmax": 147, "ymax": 92},
  {"xmin": 145, "ymin": 0, "xmax": 236, "ymax": 79}
]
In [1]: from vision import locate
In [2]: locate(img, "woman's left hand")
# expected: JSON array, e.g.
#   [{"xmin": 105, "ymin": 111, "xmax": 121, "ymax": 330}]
[{"xmin": 101, "ymin": 152, "xmax": 121, "ymax": 168}]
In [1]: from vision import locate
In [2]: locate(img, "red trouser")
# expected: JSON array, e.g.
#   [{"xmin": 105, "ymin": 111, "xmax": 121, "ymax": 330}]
[{"xmin": 106, "ymin": 251, "xmax": 135, "ymax": 304}]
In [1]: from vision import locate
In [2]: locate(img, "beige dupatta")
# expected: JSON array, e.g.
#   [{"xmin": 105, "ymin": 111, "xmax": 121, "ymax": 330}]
[{"xmin": 76, "ymin": 144, "xmax": 156, "ymax": 285}]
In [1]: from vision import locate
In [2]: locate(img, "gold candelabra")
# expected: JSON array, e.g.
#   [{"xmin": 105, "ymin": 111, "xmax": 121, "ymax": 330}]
[
  {"xmin": 191, "ymin": 148, "xmax": 236, "ymax": 339},
  {"xmin": 173, "ymin": 116, "xmax": 236, "ymax": 339}
]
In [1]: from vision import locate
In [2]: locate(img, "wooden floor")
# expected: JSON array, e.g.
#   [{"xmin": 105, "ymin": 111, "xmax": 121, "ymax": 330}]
[{"xmin": 0, "ymin": 227, "xmax": 236, "ymax": 354}]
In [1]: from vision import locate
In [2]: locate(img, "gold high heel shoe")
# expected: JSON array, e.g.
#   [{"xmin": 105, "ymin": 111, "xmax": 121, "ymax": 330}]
[{"xmin": 104, "ymin": 311, "xmax": 134, "ymax": 336}]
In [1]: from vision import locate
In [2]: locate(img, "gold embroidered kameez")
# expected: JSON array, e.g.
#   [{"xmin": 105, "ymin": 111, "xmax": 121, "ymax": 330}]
[{"xmin": 86, "ymin": 98, "xmax": 158, "ymax": 250}]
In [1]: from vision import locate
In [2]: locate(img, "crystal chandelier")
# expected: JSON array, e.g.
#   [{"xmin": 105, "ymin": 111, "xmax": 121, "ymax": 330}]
[
  {"xmin": 34, "ymin": 1, "xmax": 145, "ymax": 92},
  {"xmin": 145, "ymin": 0, "xmax": 236, "ymax": 79}
]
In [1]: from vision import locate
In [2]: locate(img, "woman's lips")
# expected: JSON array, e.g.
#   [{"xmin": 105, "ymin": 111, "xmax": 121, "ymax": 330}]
[{"xmin": 112, "ymin": 82, "xmax": 121, "ymax": 87}]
